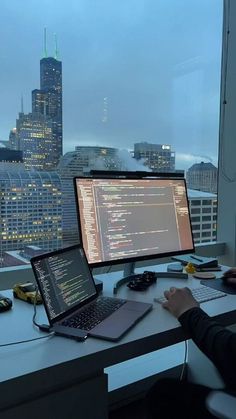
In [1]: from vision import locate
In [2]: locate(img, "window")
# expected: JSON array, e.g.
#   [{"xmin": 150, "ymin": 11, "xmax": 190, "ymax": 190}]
[
  {"xmin": 0, "ymin": 1, "xmax": 223, "ymax": 268},
  {"xmin": 191, "ymin": 216, "xmax": 200, "ymax": 222},
  {"xmin": 202, "ymin": 232, "xmax": 212, "ymax": 237},
  {"xmin": 202, "ymin": 200, "xmax": 212, "ymax": 205},
  {"xmin": 191, "ymin": 200, "xmax": 201, "ymax": 206},
  {"xmin": 202, "ymin": 208, "xmax": 212, "ymax": 214},
  {"xmin": 202, "ymin": 224, "xmax": 212, "ymax": 229},
  {"xmin": 191, "ymin": 208, "xmax": 201, "ymax": 215},
  {"xmin": 202, "ymin": 216, "xmax": 211, "ymax": 221}
]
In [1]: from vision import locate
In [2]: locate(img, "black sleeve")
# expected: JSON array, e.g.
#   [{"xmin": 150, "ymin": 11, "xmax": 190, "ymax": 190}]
[{"xmin": 178, "ymin": 307, "xmax": 236, "ymax": 390}]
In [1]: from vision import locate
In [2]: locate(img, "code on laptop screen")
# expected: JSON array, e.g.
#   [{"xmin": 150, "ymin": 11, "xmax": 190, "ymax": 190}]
[{"xmin": 32, "ymin": 246, "xmax": 96, "ymax": 320}]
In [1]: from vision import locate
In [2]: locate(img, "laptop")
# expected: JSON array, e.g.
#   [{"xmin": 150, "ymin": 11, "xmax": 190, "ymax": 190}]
[{"xmin": 30, "ymin": 244, "xmax": 152, "ymax": 342}]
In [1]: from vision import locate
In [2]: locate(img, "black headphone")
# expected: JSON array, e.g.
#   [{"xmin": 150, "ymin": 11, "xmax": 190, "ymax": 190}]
[{"xmin": 127, "ymin": 271, "xmax": 157, "ymax": 291}]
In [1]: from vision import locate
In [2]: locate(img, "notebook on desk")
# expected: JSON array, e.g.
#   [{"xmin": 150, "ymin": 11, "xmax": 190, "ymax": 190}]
[
  {"xmin": 172, "ymin": 254, "xmax": 218, "ymax": 269},
  {"xmin": 30, "ymin": 244, "xmax": 152, "ymax": 342}
]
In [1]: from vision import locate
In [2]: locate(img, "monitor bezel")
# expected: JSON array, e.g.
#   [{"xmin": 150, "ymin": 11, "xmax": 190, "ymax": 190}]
[{"xmin": 73, "ymin": 172, "xmax": 195, "ymax": 268}]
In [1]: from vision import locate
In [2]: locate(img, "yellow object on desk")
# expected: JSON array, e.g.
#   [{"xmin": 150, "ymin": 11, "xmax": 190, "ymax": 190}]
[{"xmin": 185, "ymin": 262, "xmax": 196, "ymax": 274}]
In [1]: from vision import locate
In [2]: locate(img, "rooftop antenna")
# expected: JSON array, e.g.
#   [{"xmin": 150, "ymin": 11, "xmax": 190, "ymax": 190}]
[
  {"xmin": 54, "ymin": 33, "xmax": 59, "ymax": 60},
  {"xmin": 44, "ymin": 27, "xmax": 48, "ymax": 58},
  {"xmin": 20, "ymin": 94, "xmax": 24, "ymax": 114}
]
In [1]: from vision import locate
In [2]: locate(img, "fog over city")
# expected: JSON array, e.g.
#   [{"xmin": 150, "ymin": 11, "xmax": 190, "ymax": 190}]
[{"xmin": 0, "ymin": 0, "xmax": 223, "ymax": 170}]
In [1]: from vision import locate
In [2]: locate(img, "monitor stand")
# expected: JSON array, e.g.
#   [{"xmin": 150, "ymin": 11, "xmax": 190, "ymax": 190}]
[
  {"xmin": 113, "ymin": 262, "xmax": 188, "ymax": 294},
  {"xmin": 113, "ymin": 262, "xmax": 136, "ymax": 294},
  {"xmin": 94, "ymin": 277, "xmax": 103, "ymax": 293}
]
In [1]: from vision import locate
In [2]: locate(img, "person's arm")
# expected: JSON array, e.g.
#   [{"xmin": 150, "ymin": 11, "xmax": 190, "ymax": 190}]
[
  {"xmin": 179, "ymin": 306, "xmax": 236, "ymax": 389},
  {"xmin": 162, "ymin": 287, "xmax": 236, "ymax": 389}
]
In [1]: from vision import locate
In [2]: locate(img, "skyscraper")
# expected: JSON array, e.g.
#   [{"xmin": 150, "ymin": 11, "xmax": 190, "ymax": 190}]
[
  {"xmin": 8, "ymin": 128, "xmax": 18, "ymax": 150},
  {"xmin": 13, "ymin": 35, "xmax": 63, "ymax": 171},
  {"xmin": 0, "ymin": 162, "xmax": 62, "ymax": 267},
  {"xmin": 56, "ymin": 145, "xmax": 120, "ymax": 246},
  {"xmin": 186, "ymin": 162, "xmax": 218, "ymax": 193},
  {"xmin": 188, "ymin": 189, "xmax": 217, "ymax": 244},
  {"xmin": 32, "ymin": 55, "xmax": 63, "ymax": 166},
  {"xmin": 134, "ymin": 142, "xmax": 175, "ymax": 172},
  {"xmin": 16, "ymin": 112, "xmax": 54, "ymax": 171}
]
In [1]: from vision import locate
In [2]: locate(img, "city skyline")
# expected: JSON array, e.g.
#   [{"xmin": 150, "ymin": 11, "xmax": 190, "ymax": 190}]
[{"xmin": 0, "ymin": 0, "xmax": 223, "ymax": 170}]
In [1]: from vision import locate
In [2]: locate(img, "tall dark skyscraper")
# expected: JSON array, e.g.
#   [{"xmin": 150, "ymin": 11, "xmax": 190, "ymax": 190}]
[
  {"xmin": 32, "ymin": 55, "xmax": 63, "ymax": 167},
  {"xmin": 12, "ymin": 36, "xmax": 63, "ymax": 171}
]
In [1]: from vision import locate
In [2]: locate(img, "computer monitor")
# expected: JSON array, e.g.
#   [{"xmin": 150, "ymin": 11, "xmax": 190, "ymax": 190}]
[{"xmin": 73, "ymin": 174, "xmax": 194, "ymax": 269}]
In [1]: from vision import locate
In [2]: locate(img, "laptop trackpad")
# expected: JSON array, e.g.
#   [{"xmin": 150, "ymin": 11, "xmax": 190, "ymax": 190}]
[{"xmin": 90, "ymin": 301, "xmax": 152, "ymax": 341}]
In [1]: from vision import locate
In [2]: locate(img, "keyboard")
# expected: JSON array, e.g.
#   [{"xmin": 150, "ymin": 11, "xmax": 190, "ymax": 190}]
[
  {"xmin": 154, "ymin": 286, "xmax": 227, "ymax": 304},
  {"xmin": 61, "ymin": 296, "xmax": 126, "ymax": 331}
]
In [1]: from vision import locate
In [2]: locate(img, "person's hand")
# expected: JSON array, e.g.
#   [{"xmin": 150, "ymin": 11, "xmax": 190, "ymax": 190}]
[
  {"xmin": 222, "ymin": 268, "xmax": 236, "ymax": 285},
  {"xmin": 162, "ymin": 287, "xmax": 199, "ymax": 319}
]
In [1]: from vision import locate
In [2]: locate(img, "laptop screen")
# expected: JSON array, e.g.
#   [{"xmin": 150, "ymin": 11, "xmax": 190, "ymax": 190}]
[{"xmin": 31, "ymin": 245, "xmax": 97, "ymax": 322}]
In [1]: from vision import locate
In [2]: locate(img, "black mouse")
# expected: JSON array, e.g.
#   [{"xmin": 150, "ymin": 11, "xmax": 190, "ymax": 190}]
[
  {"xmin": 221, "ymin": 276, "xmax": 236, "ymax": 288},
  {"xmin": 0, "ymin": 294, "xmax": 12, "ymax": 312}
]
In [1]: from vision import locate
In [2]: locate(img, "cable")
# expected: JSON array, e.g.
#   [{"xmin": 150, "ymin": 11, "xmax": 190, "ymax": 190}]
[
  {"xmin": 0, "ymin": 333, "xmax": 55, "ymax": 348},
  {"xmin": 0, "ymin": 287, "xmax": 55, "ymax": 347},
  {"xmin": 32, "ymin": 286, "xmax": 51, "ymax": 332},
  {"xmin": 180, "ymin": 340, "xmax": 188, "ymax": 381},
  {"xmin": 106, "ymin": 265, "xmax": 112, "ymax": 274},
  {"xmin": 0, "ymin": 285, "xmax": 55, "ymax": 348}
]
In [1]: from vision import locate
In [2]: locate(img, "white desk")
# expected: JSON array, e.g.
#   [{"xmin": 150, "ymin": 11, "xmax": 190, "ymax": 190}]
[{"xmin": 0, "ymin": 265, "xmax": 236, "ymax": 419}]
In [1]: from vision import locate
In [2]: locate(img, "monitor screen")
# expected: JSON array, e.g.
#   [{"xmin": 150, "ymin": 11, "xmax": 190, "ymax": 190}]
[{"xmin": 74, "ymin": 176, "xmax": 194, "ymax": 267}]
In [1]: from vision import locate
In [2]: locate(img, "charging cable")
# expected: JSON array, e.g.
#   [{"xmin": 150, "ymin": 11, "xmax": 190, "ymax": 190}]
[
  {"xmin": 180, "ymin": 340, "xmax": 188, "ymax": 381},
  {"xmin": 32, "ymin": 286, "xmax": 51, "ymax": 332}
]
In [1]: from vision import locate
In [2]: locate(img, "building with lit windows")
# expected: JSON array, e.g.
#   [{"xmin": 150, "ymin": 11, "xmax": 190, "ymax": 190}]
[
  {"xmin": 32, "ymin": 56, "xmax": 63, "ymax": 166},
  {"xmin": 13, "ymin": 55, "xmax": 62, "ymax": 171},
  {"xmin": 56, "ymin": 145, "xmax": 121, "ymax": 246},
  {"xmin": 186, "ymin": 162, "xmax": 218, "ymax": 193},
  {"xmin": 134, "ymin": 142, "xmax": 175, "ymax": 172},
  {"xmin": 188, "ymin": 189, "xmax": 217, "ymax": 244},
  {"xmin": 0, "ymin": 163, "xmax": 62, "ymax": 267},
  {"xmin": 16, "ymin": 112, "xmax": 54, "ymax": 171},
  {"xmin": 8, "ymin": 128, "xmax": 18, "ymax": 150}
]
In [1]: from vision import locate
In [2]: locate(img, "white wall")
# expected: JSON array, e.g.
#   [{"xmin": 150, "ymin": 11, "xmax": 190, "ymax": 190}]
[{"xmin": 218, "ymin": 0, "xmax": 236, "ymax": 266}]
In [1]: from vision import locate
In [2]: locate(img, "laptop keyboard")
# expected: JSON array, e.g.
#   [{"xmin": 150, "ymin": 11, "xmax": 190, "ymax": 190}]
[
  {"xmin": 61, "ymin": 296, "xmax": 126, "ymax": 331},
  {"xmin": 154, "ymin": 286, "xmax": 227, "ymax": 304}
]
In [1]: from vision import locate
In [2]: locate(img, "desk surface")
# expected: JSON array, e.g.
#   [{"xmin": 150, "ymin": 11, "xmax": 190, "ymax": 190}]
[{"xmin": 0, "ymin": 264, "xmax": 236, "ymax": 409}]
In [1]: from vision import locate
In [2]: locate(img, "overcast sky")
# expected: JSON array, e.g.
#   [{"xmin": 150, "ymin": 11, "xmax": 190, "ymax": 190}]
[{"xmin": 0, "ymin": 0, "xmax": 223, "ymax": 170}]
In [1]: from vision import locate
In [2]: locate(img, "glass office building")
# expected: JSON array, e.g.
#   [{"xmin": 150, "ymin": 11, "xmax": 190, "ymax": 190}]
[
  {"xmin": 186, "ymin": 162, "xmax": 218, "ymax": 194},
  {"xmin": 0, "ymin": 163, "xmax": 62, "ymax": 267},
  {"xmin": 188, "ymin": 189, "xmax": 217, "ymax": 244},
  {"xmin": 36, "ymin": 56, "xmax": 63, "ymax": 165},
  {"xmin": 134, "ymin": 142, "xmax": 175, "ymax": 172},
  {"xmin": 57, "ymin": 145, "xmax": 120, "ymax": 246},
  {"xmin": 16, "ymin": 112, "xmax": 54, "ymax": 171}
]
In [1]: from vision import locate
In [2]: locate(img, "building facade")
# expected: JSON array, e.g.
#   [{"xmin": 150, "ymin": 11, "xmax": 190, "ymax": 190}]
[
  {"xmin": 0, "ymin": 163, "xmax": 62, "ymax": 267},
  {"xmin": 32, "ymin": 56, "xmax": 63, "ymax": 166},
  {"xmin": 8, "ymin": 128, "xmax": 18, "ymax": 150},
  {"xmin": 12, "ymin": 56, "xmax": 62, "ymax": 171},
  {"xmin": 188, "ymin": 189, "xmax": 217, "ymax": 244},
  {"xmin": 57, "ymin": 145, "xmax": 120, "ymax": 246},
  {"xmin": 134, "ymin": 142, "xmax": 175, "ymax": 172},
  {"xmin": 186, "ymin": 162, "xmax": 218, "ymax": 193},
  {"xmin": 16, "ymin": 112, "xmax": 54, "ymax": 170}
]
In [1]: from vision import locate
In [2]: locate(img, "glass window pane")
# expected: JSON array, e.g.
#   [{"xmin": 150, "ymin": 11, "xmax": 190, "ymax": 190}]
[{"xmin": 0, "ymin": 0, "xmax": 223, "ymax": 267}]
